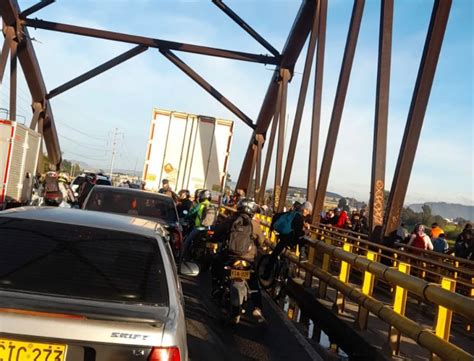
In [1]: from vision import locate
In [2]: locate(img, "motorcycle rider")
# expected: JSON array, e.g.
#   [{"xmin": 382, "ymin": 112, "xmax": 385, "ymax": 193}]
[
  {"xmin": 43, "ymin": 171, "xmax": 63, "ymax": 207},
  {"xmin": 77, "ymin": 173, "xmax": 97, "ymax": 207},
  {"xmin": 177, "ymin": 189, "xmax": 193, "ymax": 218},
  {"xmin": 211, "ymin": 198, "xmax": 265, "ymax": 324},
  {"xmin": 180, "ymin": 189, "xmax": 217, "ymax": 263},
  {"xmin": 58, "ymin": 173, "xmax": 76, "ymax": 206}
]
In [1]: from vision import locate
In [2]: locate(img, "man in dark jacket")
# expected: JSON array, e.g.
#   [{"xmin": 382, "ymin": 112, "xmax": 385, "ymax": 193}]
[
  {"xmin": 211, "ymin": 198, "xmax": 265, "ymax": 323},
  {"xmin": 262, "ymin": 201, "xmax": 312, "ymax": 279}
]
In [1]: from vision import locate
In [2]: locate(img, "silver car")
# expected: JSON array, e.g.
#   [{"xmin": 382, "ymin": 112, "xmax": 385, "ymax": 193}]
[{"xmin": 0, "ymin": 207, "xmax": 198, "ymax": 361}]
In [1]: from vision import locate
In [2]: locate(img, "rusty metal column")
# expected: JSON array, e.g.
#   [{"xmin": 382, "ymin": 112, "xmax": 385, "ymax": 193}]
[
  {"xmin": 258, "ymin": 84, "xmax": 282, "ymax": 204},
  {"xmin": 357, "ymin": 0, "xmax": 393, "ymax": 329},
  {"xmin": 254, "ymin": 134, "xmax": 263, "ymax": 200},
  {"xmin": 308, "ymin": 0, "xmax": 327, "ymax": 212},
  {"xmin": 9, "ymin": 35, "xmax": 17, "ymax": 121},
  {"xmin": 312, "ymin": 0, "xmax": 365, "ymax": 217},
  {"xmin": 0, "ymin": 29, "xmax": 13, "ymax": 83},
  {"xmin": 384, "ymin": 0, "xmax": 452, "ymax": 236},
  {"xmin": 279, "ymin": 2, "xmax": 320, "ymax": 212},
  {"xmin": 368, "ymin": 0, "xmax": 393, "ymax": 234},
  {"xmin": 273, "ymin": 68, "xmax": 290, "ymax": 212}
]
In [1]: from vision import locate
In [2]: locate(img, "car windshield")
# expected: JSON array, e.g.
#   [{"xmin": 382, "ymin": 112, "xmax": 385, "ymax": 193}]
[
  {"xmin": 85, "ymin": 190, "xmax": 178, "ymax": 223},
  {"xmin": 0, "ymin": 218, "xmax": 169, "ymax": 306},
  {"xmin": 97, "ymin": 179, "xmax": 111, "ymax": 185}
]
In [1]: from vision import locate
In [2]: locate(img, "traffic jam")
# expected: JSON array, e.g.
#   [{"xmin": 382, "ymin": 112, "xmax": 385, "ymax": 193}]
[{"xmin": 0, "ymin": 110, "xmax": 253, "ymax": 361}]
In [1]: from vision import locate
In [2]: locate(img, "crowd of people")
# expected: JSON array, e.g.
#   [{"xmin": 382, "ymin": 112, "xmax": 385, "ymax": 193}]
[{"xmin": 320, "ymin": 207, "xmax": 369, "ymax": 234}]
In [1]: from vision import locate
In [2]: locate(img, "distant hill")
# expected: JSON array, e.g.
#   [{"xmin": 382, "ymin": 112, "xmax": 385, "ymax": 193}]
[{"xmin": 408, "ymin": 202, "xmax": 473, "ymax": 221}]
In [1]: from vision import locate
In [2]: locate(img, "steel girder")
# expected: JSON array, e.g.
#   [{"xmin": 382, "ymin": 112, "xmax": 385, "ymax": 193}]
[
  {"xmin": 0, "ymin": 0, "xmax": 61, "ymax": 167},
  {"xmin": 236, "ymin": 0, "xmax": 316, "ymax": 191}
]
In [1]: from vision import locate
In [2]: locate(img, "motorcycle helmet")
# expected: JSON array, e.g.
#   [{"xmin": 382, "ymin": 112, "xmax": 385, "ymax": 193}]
[
  {"xmin": 198, "ymin": 189, "xmax": 211, "ymax": 203},
  {"xmin": 85, "ymin": 173, "xmax": 97, "ymax": 184},
  {"xmin": 178, "ymin": 189, "xmax": 190, "ymax": 200},
  {"xmin": 237, "ymin": 198, "xmax": 258, "ymax": 217}
]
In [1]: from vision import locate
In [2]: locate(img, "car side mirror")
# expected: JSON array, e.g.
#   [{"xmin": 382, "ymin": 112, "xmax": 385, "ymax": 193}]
[{"xmin": 180, "ymin": 262, "xmax": 200, "ymax": 277}]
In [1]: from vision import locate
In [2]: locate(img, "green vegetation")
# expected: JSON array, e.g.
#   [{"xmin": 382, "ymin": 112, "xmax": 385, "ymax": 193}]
[{"xmin": 400, "ymin": 204, "xmax": 469, "ymax": 241}]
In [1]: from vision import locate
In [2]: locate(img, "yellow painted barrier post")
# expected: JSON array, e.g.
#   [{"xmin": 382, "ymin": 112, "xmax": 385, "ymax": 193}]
[
  {"xmin": 333, "ymin": 243, "xmax": 353, "ymax": 313},
  {"xmin": 431, "ymin": 277, "xmax": 456, "ymax": 361},
  {"xmin": 388, "ymin": 262, "xmax": 410, "ymax": 355},
  {"xmin": 318, "ymin": 237, "xmax": 332, "ymax": 298},
  {"xmin": 356, "ymin": 251, "xmax": 380, "ymax": 330}
]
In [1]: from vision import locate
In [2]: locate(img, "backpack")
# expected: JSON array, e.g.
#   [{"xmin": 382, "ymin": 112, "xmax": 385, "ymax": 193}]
[
  {"xmin": 227, "ymin": 215, "xmax": 255, "ymax": 259},
  {"xmin": 201, "ymin": 204, "xmax": 217, "ymax": 227},
  {"xmin": 272, "ymin": 211, "xmax": 297, "ymax": 235}
]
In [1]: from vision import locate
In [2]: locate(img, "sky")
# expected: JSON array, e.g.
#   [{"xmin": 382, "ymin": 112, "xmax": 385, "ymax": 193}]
[{"xmin": 5, "ymin": 0, "xmax": 473, "ymax": 205}]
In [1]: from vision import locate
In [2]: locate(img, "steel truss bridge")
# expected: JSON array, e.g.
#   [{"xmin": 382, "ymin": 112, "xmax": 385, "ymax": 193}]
[{"xmin": 1, "ymin": 1, "xmax": 472, "ymax": 360}]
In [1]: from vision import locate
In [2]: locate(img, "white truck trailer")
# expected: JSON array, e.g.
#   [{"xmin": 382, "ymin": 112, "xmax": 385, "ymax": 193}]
[
  {"xmin": 0, "ymin": 120, "xmax": 42, "ymax": 209},
  {"xmin": 143, "ymin": 108, "xmax": 233, "ymax": 199}
]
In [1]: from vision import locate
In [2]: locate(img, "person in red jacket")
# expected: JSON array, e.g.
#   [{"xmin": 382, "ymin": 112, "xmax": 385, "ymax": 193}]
[
  {"xmin": 334, "ymin": 208, "xmax": 349, "ymax": 228},
  {"xmin": 407, "ymin": 224, "xmax": 433, "ymax": 251}
]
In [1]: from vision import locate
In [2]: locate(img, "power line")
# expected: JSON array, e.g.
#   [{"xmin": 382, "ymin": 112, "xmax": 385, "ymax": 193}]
[
  {"xmin": 59, "ymin": 133, "xmax": 109, "ymax": 153},
  {"xmin": 63, "ymin": 149, "xmax": 108, "ymax": 162},
  {"xmin": 55, "ymin": 119, "xmax": 109, "ymax": 141}
]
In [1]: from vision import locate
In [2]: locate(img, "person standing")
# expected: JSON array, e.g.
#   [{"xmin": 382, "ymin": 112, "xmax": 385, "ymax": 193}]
[{"xmin": 159, "ymin": 179, "xmax": 178, "ymax": 202}]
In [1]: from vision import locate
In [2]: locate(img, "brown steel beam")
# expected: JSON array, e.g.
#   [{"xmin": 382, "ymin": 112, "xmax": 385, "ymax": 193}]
[
  {"xmin": 258, "ymin": 84, "xmax": 283, "ymax": 204},
  {"xmin": 308, "ymin": 0, "xmax": 327, "ymax": 212},
  {"xmin": 384, "ymin": 0, "xmax": 452, "ymax": 236},
  {"xmin": 29, "ymin": 102, "xmax": 43, "ymax": 130},
  {"xmin": 273, "ymin": 68, "xmax": 290, "ymax": 212},
  {"xmin": 9, "ymin": 37, "xmax": 17, "ymax": 121},
  {"xmin": 160, "ymin": 49, "xmax": 255, "ymax": 129},
  {"xmin": 313, "ymin": 0, "xmax": 365, "ymax": 216},
  {"xmin": 47, "ymin": 45, "xmax": 148, "ymax": 99},
  {"xmin": 0, "ymin": 28, "xmax": 13, "ymax": 83},
  {"xmin": 19, "ymin": 0, "xmax": 54, "ymax": 19},
  {"xmin": 237, "ymin": 0, "xmax": 316, "ymax": 190},
  {"xmin": 368, "ymin": 0, "xmax": 393, "ymax": 234},
  {"xmin": 254, "ymin": 134, "xmax": 263, "ymax": 200},
  {"xmin": 212, "ymin": 0, "xmax": 280, "ymax": 57},
  {"xmin": 1, "ymin": 0, "xmax": 61, "ymax": 167},
  {"xmin": 279, "ymin": 2, "xmax": 320, "ymax": 212},
  {"xmin": 24, "ymin": 18, "xmax": 278, "ymax": 66}
]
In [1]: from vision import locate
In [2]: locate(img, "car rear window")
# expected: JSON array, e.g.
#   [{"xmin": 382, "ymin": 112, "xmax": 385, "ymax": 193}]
[
  {"xmin": 0, "ymin": 218, "xmax": 169, "ymax": 306},
  {"xmin": 97, "ymin": 179, "xmax": 111, "ymax": 185},
  {"xmin": 85, "ymin": 190, "xmax": 178, "ymax": 223}
]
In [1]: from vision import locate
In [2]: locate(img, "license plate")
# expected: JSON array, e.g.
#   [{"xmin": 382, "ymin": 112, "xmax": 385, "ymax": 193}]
[
  {"xmin": 0, "ymin": 338, "xmax": 67, "ymax": 361},
  {"xmin": 206, "ymin": 242, "xmax": 218, "ymax": 252},
  {"xmin": 230, "ymin": 269, "xmax": 250, "ymax": 280}
]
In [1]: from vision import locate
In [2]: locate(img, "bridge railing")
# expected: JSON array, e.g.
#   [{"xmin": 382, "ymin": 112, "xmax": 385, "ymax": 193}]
[{"xmin": 218, "ymin": 207, "xmax": 473, "ymax": 360}]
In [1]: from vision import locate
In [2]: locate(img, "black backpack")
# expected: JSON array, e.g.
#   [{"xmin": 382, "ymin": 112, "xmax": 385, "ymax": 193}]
[{"xmin": 227, "ymin": 214, "xmax": 255, "ymax": 260}]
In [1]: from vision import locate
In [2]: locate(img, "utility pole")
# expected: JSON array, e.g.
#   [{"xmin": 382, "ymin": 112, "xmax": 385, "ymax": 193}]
[{"xmin": 109, "ymin": 128, "xmax": 119, "ymax": 183}]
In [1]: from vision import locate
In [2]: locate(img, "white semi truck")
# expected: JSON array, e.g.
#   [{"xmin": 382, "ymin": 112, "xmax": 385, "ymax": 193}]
[
  {"xmin": 0, "ymin": 120, "xmax": 42, "ymax": 209},
  {"xmin": 142, "ymin": 108, "xmax": 233, "ymax": 199}
]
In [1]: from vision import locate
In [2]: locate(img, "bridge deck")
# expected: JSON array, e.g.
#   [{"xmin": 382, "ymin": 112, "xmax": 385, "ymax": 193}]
[{"xmin": 182, "ymin": 273, "xmax": 321, "ymax": 361}]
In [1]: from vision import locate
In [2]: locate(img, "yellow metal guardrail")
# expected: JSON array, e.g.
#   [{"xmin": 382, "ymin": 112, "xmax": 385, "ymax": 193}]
[{"xmin": 218, "ymin": 209, "xmax": 474, "ymax": 360}]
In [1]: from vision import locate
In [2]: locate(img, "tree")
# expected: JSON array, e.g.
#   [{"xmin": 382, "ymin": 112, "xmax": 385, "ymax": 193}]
[{"xmin": 421, "ymin": 204, "xmax": 432, "ymax": 226}]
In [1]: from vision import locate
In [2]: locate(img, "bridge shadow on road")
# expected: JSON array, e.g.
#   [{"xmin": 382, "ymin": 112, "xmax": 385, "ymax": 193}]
[{"xmin": 181, "ymin": 273, "xmax": 318, "ymax": 361}]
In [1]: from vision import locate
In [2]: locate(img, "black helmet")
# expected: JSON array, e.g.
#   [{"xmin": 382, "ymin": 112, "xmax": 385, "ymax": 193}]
[
  {"xmin": 198, "ymin": 189, "xmax": 211, "ymax": 203},
  {"xmin": 237, "ymin": 198, "xmax": 258, "ymax": 216},
  {"xmin": 85, "ymin": 173, "xmax": 97, "ymax": 184}
]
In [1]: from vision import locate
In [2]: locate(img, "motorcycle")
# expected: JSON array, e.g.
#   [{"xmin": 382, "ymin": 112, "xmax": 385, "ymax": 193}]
[
  {"xmin": 215, "ymin": 257, "xmax": 254, "ymax": 324},
  {"xmin": 188, "ymin": 227, "xmax": 220, "ymax": 272}
]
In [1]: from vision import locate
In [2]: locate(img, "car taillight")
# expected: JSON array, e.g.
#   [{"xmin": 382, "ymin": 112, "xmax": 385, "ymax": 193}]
[
  {"xmin": 148, "ymin": 347, "xmax": 180, "ymax": 361},
  {"xmin": 173, "ymin": 228, "xmax": 183, "ymax": 250}
]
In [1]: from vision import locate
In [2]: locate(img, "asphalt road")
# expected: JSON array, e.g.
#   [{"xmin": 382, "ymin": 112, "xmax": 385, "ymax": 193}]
[{"xmin": 181, "ymin": 273, "xmax": 321, "ymax": 361}]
